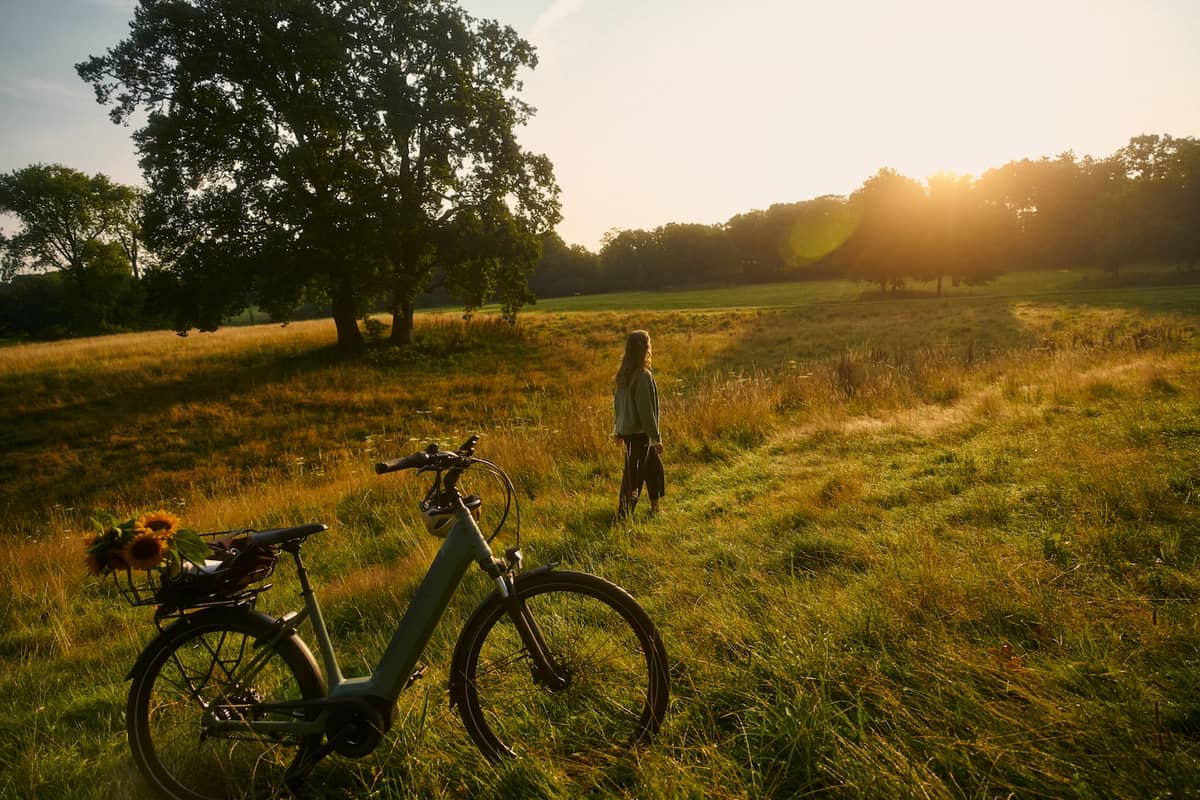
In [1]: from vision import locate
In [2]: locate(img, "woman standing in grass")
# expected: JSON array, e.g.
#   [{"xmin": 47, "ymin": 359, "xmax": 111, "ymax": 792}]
[{"xmin": 613, "ymin": 330, "xmax": 664, "ymax": 519}]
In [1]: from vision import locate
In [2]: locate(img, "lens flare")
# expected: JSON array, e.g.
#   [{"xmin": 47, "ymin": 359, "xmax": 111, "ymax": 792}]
[{"xmin": 779, "ymin": 200, "xmax": 861, "ymax": 267}]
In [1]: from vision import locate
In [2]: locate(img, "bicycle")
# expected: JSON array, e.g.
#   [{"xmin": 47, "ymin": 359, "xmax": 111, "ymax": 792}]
[{"xmin": 118, "ymin": 436, "xmax": 671, "ymax": 799}]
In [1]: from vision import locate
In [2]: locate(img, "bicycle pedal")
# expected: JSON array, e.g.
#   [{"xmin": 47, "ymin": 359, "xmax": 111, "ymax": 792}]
[{"xmin": 405, "ymin": 665, "xmax": 427, "ymax": 690}]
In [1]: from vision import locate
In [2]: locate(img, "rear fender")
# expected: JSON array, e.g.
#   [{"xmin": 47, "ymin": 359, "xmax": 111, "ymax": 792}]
[{"xmin": 125, "ymin": 606, "xmax": 322, "ymax": 691}]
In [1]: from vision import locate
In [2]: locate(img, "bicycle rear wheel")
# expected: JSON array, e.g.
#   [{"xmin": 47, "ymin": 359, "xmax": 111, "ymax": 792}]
[
  {"xmin": 450, "ymin": 570, "xmax": 669, "ymax": 771},
  {"xmin": 126, "ymin": 608, "xmax": 325, "ymax": 800}
]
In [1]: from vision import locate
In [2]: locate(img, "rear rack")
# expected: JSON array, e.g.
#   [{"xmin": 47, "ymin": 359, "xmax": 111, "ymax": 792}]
[{"xmin": 112, "ymin": 529, "xmax": 279, "ymax": 616}]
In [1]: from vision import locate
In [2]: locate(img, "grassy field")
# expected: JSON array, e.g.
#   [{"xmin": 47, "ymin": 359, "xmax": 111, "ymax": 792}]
[{"xmin": 1, "ymin": 272, "xmax": 1198, "ymax": 799}]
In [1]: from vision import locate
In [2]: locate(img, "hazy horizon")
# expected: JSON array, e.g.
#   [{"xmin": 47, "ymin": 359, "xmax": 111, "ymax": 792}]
[{"xmin": 2, "ymin": 0, "xmax": 1199, "ymax": 249}]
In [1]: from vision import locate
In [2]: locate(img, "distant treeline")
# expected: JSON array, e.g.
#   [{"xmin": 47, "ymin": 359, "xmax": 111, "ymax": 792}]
[
  {"xmin": 529, "ymin": 133, "xmax": 1200, "ymax": 299},
  {"xmin": 3, "ymin": 134, "xmax": 1198, "ymax": 341}
]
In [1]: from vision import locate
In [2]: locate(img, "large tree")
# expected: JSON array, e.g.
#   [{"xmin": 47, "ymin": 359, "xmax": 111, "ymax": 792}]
[
  {"xmin": 725, "ymin": 196, "xmax": 858, "ymax": 283},
  {"xmin": 0, "ymin": 163, "xmax": 138, "ymax": 281},
  {"xmin": 652, "ymin": 223, "xmax": 734, "ymax": 287},
  {"xmin": 528, "ymin": 232, "xmax": 602, "ymax": 298},
  {"xmin": 1103, "ymin": 134, "xmax": 1200, "ymax": 270},
  {"xmin": 843, "ymin": 168, "xmax": 929, "ymax": 293},
  {"xmin": 78, "ymin": 0, "xmax": 559, "ymax": 352},
  {"xmin": 362, "ymin": 2, "xmax": 560, "ymax": 343},
  {"xmin": 599, "ymin": 228, "xmax": 658, "ymax": 291},
  {"xmin": 922, "ymin": 172, "xmax": 1004, "ymax": 294}
]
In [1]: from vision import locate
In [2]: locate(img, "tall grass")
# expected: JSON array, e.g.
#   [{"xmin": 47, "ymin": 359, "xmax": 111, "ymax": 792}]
[{"xmin": 1, "ymin": 279, "xmax": 1199, "ymax": 798}]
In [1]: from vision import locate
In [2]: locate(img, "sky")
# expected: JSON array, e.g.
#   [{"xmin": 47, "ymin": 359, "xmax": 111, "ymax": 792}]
[{"xmin": 2, "ymin": 0, "xmax": 1199, "ymax": 250}]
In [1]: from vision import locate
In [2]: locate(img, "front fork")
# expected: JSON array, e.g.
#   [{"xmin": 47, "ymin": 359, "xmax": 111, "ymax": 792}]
[{"xmin": 481, "ymin": 549, "xmax": 570, "ymax": 691}]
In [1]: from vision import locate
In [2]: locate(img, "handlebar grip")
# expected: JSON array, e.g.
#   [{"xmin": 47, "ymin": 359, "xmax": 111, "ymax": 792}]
[{"xmin": 374, "ymin": 451, "xmax": 430, "ymax": 474}]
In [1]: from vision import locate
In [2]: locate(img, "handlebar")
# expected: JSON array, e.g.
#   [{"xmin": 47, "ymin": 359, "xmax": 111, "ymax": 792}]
[
  {"xmin": 373, "ymin": 434, "xmax": 516, "ymax": 544},
  {"xmin": 374, "ymin": 451, "xmax": 431, "ymax": 474},
  {"xmin": 374, "ymin": 435, "xmax": 481, "ymax": 476}
]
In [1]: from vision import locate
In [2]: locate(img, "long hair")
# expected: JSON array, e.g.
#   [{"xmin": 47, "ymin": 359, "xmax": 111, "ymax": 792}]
[{"xmin": 615, "ymin": 330, "xmax": 652, "ymax": 388}]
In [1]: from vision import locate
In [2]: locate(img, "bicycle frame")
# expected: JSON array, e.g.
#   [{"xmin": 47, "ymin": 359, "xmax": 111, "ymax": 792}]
[
  {"xmin": 129, "ymin": 439, "xmax": 668, "ymax": 799},
  {"xmin": 203, "ymin": 499, "xmax": 508, "ymax": 739}
]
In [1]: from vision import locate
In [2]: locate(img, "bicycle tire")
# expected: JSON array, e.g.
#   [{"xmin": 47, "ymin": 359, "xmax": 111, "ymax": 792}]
[
  {"xmin": 449, "ymin": 570, "xmax": 669, "ymax": 771},
  {"xmin": 126, "ymin": 608, "xmax": 326, "ymax": 800}
]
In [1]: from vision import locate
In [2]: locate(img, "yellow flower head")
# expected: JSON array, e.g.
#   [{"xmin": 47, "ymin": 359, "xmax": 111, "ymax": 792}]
[
  {"xmin": 124, "ymin": 531, "xmax": 167, "ymax": 571},
  {"xmin": 135, "ymin": 510, "xmax": 180, "ymax": 540},
  {"xmin": 83, "ymin": 530, "xmax": 117, "ymax": 575},
  {"xmin": 84, "ymin": 539, "xmax": 107, "ymax": 576}
]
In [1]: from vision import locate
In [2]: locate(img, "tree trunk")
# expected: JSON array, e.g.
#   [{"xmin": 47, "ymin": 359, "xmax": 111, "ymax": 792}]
[
  {"xmin": 937, "ymin": 274, "xmax": 943, "ymax": 296},
  {"xmin": 129, "ymin": 233, "xmax": 140, "ymax": 280},
  {"xmin": 331, "ymin": 281, "xmax": 364, "ymax": 356},
  {"xmin": 389, "ymin": 296, "xmax": 415, "ymax": 346}
]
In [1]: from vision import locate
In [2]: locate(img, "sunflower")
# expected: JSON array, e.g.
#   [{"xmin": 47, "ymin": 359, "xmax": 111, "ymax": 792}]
[
  {"xmin": 124, "ymin": 531, "xmax": 168, "ymax": 571},
  {"xmin": 83, "ymin": 532, "xmax": 108, "ymax": 576},
  {"xmin": 84, "ymin": 529, "xmax": 129, "ymax": 575},
  {"xmin": 134, "ymin": 510, "xmax": 180, "ymax": 540}
]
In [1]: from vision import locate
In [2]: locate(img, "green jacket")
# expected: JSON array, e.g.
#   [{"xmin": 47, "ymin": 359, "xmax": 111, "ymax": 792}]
[{"xmin": 613, "ymin": 369, "xmax": 661, "ymax": 446}]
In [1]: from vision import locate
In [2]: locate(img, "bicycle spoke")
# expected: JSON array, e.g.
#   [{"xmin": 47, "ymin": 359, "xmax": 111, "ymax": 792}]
[
  {"xmin": 452, "ymin": 571, "xmax": 668, "ymax": 770},
  {"xmin": 127, "ymin": 611, "xmax": 323, "ymax": 800}
]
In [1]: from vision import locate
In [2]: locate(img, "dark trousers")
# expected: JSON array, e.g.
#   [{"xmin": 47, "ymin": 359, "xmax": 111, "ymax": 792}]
[{"xmin": 618, "ymin": 434, "xmax": 665, "ymax": 516}]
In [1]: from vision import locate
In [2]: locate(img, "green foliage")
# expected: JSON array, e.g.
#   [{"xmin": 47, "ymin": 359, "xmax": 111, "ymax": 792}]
[
  {"xmin": 527, "ymin": 232, "xmax": 605, "ymax": 297},
  {"xmin": 0, "ymin": 163, "xmax": 137, "ymax": 280},
  {"xmin": 531, "ymin": 134, "xmax": 1200, "ymax": 304},
  {"xmin": 78, "ymin": 0, "xmax": 560, "ymax": 352},
  {"xmin": 0, "ymin": 266, "xmax": 179, "ymax": 340},
  {"xmin": 0, "ymin": 164, "xmax": 158, "ymax": 339},
  {"xmin": 83, "ymin": 510, "xmax": 203, "ymax": 577}
]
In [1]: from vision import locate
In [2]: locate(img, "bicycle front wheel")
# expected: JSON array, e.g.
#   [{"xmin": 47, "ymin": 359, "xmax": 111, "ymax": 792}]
[
  {"xmin": 450, "ymin": 570, "xmax": 669, "ymax": 770},
  {"xmin": 126, "ymin": 608, "xmax": 326, "ymax": 800}
]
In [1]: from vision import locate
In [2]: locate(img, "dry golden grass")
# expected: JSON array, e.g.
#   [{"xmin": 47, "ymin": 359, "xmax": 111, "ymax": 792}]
[{"xmin": 2, "ymin": 283, "xmax": 1199, "ymax": 799}]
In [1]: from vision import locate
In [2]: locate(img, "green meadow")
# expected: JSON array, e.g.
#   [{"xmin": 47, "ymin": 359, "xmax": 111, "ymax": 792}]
[{"xmin": 1, "ymin": 272, "xmax": 1198, "ymax": 799}]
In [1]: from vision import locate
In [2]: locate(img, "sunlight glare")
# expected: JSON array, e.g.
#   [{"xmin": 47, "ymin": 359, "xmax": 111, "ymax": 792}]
[{"xmin": 783, "ymin": 202, "xmax": 862, "ymax": 266}]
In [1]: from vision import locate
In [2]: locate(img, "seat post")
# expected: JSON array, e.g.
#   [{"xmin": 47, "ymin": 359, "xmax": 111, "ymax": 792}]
[
  {"xmin": 283, "ymin": 542, "xmax": 315, "ymax": 596},
  {"xmin": 281, "ymin": 540, "xmax": 344, "ymax": 684}
]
